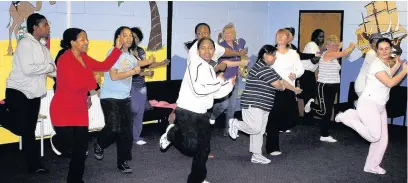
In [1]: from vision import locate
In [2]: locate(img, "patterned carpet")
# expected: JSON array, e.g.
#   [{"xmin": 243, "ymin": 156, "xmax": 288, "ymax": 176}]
[{"xmin": 0, "ymin": 122, "xmax": 406, "ymax": 183}]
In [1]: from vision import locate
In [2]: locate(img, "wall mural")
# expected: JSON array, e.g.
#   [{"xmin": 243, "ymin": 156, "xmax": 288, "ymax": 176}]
[
  {"xmin": 356, "ymin": 1, "xmax": 407, "ymax": 57},
  {"xmin": 6, "ymin": 1, "xmax": 56, "ymax": 55}
]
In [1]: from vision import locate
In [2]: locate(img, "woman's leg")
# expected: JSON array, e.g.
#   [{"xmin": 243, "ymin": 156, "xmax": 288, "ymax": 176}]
[
  {"xmin": 265, "ymin": 91, "xmax": 284, "ymax": 154},
  {"xmin": 131, "ymin": 86, "xmax": 147, "ymax": 144},
  {"xmin": 364, "ymin": 105, "xmax": 388, "ymax": 174},
  {"xmin": 224, "ymin": 85, "xmax": 239, "ymax": 133},
  {"xmin": 67, "ymin": 127, "xmax": 88, "ymax": 183},
  {"xmin": 337, "ymin": 99, "xmax": 383, "ymax": 143},
  {"xmin": 6, "ymin": 88, "xmax": 45, "ymax": 173},
  {"xmin": 319, "ymin": 84, "xmax": 338, "ymax": 138},
  {"xmin": 187, "ymin": 112, "xmax": 211, "ymax": 183},
  {"xmin": 94, "ymin": 99, "xmax": 119, "ymax": 160},
  {"xmin": 116, "ymin": 98, "xmax": 133, "ymax": 173}
]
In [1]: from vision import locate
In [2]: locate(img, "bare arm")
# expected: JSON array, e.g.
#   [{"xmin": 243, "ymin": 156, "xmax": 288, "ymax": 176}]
[
  {"xmin": 223, "ymin": 48, "xmax": 246, "ymax": 57},
  {"xmin": 376, "ymin": 70, "xmax": 406, "ymax": 88},
  {"xmin": 324, "ymin": 43, "xmax": 356, "ymax": 61},
  {"xmin": 109, "ymin": 67, "xmax": 141, "ymax": 81},
  {"xmin": 391, "ymin": 57, "xmax": 402, "ymax": 76},
  {"xmin": 222, "ymin": 60, "xmax": 249, "ymax": 67}
]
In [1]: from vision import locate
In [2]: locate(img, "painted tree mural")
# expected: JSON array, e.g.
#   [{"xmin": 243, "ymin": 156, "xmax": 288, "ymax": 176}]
[
  {"xmin": 6, "ymin": 1, "xmax": 56, "ymax": 55},
  {"xmin": 118, "ymin": 1, "xmax": 163, "ymax": 51},
  {"xmin": 147, "ymin": 1, "xmax": 163, "ymax": 51}
]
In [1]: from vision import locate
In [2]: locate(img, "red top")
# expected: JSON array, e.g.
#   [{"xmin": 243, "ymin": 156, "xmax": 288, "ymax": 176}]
[{"xmin": 50, "ymin": 48, "xmax": 122, "ymax": 127}]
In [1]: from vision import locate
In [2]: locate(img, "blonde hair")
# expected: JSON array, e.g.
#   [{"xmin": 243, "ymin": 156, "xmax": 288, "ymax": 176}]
[
  {"xmin": 222, "ymin": 23, "xmax": 237, "ymax": 40},
  {"xmin": 326, "ymin": 35, "xmax": 340, "ymax": 45},
  {"xmin": 275, "ymin": 29, "xmax": 291, "ymax": 47}
]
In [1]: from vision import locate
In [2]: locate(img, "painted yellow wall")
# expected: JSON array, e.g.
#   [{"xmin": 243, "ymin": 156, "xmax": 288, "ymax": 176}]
[{"xmin": 0, "ymin": 39, "xmax": 167, "ymax": 144}]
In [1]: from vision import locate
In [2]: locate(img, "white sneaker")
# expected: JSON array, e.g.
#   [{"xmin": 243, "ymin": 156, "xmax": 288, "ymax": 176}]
[
  {"xmin": 160, "ymin": 124, "xmax": 174, "ymax": 150},
  {"xmin": 209, "ymin": 119, "xmax": 215, "ymax": 125},
  {"xmin": 364, "ymin": 166, "xmax": 386, "ymax": 175},
  {"xmin": 304, "ymin": 99, "xmax": 315, "ymax": 113},
  {"xmin": 320, "ymin": 136, "xmax": 337, "ymax": 143},
  {"xmin": 50, "ymin": 131, "xmax": 61, "ymax": 156},
  {"xmin": 270, "ymin": 151, "xmax": 282, "ymax": 156},
  {"xmin": 136, "ymin": 140, "xmax": 147, "ymax": 145},
  {"xmin": 251, "ymin": 154, "xmax": 271, "ymax": 164},
  {"xmin": 279, "ymin": 131, "xmax": 283, "ymax": 133},
  {"xmin": 335, "ymin": 112, "xmax": 344, "ymax": 123},
  {"xmin": 285, "ymin": 130, "xmax": 291, "ymax": 133},
  {"xmin": 202, "ymin": 180, "xmax": 210, "ymax": 183},
  {"xmin": 228, "ymin": 119, "xmax": 238, "ymax": 140}
]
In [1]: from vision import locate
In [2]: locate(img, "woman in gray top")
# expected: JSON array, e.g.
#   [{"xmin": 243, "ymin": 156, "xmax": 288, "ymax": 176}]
[{"xmin": 0, "ymin": 13, "xmax": 56, "ymax": 174}]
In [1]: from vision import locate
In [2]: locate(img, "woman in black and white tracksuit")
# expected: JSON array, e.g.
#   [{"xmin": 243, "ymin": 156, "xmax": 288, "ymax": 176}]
[
  {"xmin": 304, "ymin": 35, "xmax": 356, "ymax": 143},
  {"xmin": 159, "ymin": 37, "xmax": 234, "ymax": 183}
]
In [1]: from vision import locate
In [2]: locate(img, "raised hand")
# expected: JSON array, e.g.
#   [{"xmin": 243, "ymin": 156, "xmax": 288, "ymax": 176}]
[
  {"xmin": 145, "ymin": 70, "xmax": 154, "ymax": 77},
  {"xmin": 239, "ymin": 49, "xmax": 247, "ymax": 56},
  {"xmin": 115, "ymin": 35, "xmax": 124, "ymax": 49},
  {"xmin": 133, "ymin": 66, "xmax": 141, "ymax": 74},
  {"xmin": 294, "ymin": 87, "xmax": 303, "ymax": 94},
  {"xmin": 217, "ymin": 72, "xmax": 225, "ymax": 81},
  {"xmin": 288, "ymin": 73, "xmax": 296, "ymax": 80}
]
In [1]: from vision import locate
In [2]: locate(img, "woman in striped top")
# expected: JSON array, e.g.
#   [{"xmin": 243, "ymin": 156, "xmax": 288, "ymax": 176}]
[
  {"xmin": 304, "ymin": 35, "xmax": 356, "ymax": 143},
  {"xmin": 228, "ymin": 45, "xmax": 301, "ymax": 164}
]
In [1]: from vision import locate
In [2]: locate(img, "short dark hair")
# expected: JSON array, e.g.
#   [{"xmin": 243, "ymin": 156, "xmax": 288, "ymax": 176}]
[
  {"xmin": 130, "ymin": 27, "xmax": 144, "ymax": 42},
  {"xmin": 113, "ymin": 26, "xmax": 136, "ymax": 51},
  {"xmin": 311, "ymin": 29, "xmax": 325, "ymax": 44},
  {"xmin": 195, "ymin": 23, "xmax": 211, "ymax": 34},
  {"xmin": 27, "ymin": 13, "xmax": 46, "ymax": 34},
  {"xmin": 376, "ymin": 38, "xmax": 393, "ymax": 49},
  {"xmin": 197, "ymin": 37, "xmax": 215, "ymax": 49},
  {"xmin": 60, "ymin": 28, "xmax": 85, "ymax": 49},
  {"xmin": 285, "ymin": 27, "xmax": 295, "ymax": 36},
  {"xmin": 257, "ymin": 44, "xmax": 277, "ymax": 62}
]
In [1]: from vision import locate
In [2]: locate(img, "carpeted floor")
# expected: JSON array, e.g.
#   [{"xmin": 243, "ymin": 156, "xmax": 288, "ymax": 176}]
[{"xmin": 0, "ymin": 122, "xmax": 406, "ymax": 183}]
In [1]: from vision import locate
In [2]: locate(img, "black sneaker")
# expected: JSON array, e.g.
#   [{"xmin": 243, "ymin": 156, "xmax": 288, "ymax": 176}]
[
  {"xmin": 117, "ymin": 161, "xmax": 132, "ymax": 174},
  {"xmin": 94, "ymin": 143, "xmax": 104, "ymax": 160}
]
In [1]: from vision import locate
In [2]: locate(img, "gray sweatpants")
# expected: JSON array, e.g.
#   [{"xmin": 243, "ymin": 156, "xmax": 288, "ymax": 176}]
[{"xmin": 236, "ymin": 107, "xmax": 269, "ymax": 154}]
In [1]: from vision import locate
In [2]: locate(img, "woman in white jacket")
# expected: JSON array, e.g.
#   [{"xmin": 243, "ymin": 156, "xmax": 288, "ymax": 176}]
[
  {"xmin": 1, "ymin": 13, "xmax": 56, "ymax": 174},
  {"xmin": 159, "ymin": 37, "xmax": 234, "ymax": 183}
]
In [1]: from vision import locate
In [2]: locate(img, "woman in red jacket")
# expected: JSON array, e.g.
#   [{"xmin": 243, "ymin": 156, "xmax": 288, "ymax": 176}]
[{"xmin": 49, "ymin": 28, "xmax": 124, "ymax": 183}]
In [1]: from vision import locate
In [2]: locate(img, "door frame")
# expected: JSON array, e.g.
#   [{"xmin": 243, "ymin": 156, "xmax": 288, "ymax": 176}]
[{"xmin": 297, "ymin": 10, "xmax": 344, "ymax": 103}]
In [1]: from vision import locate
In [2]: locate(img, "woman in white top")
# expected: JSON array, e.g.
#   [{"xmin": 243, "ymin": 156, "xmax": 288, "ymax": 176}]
[
  {"xmin": 1, "ymin": 13, "xmax": 55, "ymax": 174},
  {"xmin": 304, "ymin": 35, "xmax": 355, "ymax": 143},
  {"xmin": 160, "ymin": 37, "xmax": 234, "ymax": 183},
  {"xmin": 265, "ymin": 28, "xmax": 304, "ymax": 156},
  {"xmin": 298, "ymin": 29, "xmax": 324, "ymax": 124},
  {"xmin": 335, "ymin": 38, "xmax": 407, "ymax": 175},
  {"xmin": 354, "ymin": 33, "xmax": 401, "ymax": 97}
]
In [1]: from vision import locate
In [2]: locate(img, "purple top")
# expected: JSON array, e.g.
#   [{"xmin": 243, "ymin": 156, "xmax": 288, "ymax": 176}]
[{"xmin": 218, "ymin": 38, "xmax": 246, "ymax": 79}]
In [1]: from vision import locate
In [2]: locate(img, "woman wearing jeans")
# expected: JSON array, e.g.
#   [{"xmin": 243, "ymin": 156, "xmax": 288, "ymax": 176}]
[{"xmin": 335, "ymin": 38, "xmax": 406, "ymax": 175}]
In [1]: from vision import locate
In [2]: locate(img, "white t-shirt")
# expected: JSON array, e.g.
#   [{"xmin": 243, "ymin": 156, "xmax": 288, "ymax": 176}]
[
  {"xmin": 270, "ymin": 49, "xmax": 304, "ymax": 86},
  {"xmin": 301, "ymin": 41, "xmax": 319, "ymax": 72},
  {"xmin": 187, "ymin": 41, "xmax": 225, "ymax": 64},
  {"xmin": 360, "ymin": 58, "xmax": 391, "ymax": 105},
  {"xmin": 355, "ymin": 49, "xmax": 377, "ymax": 96}
]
